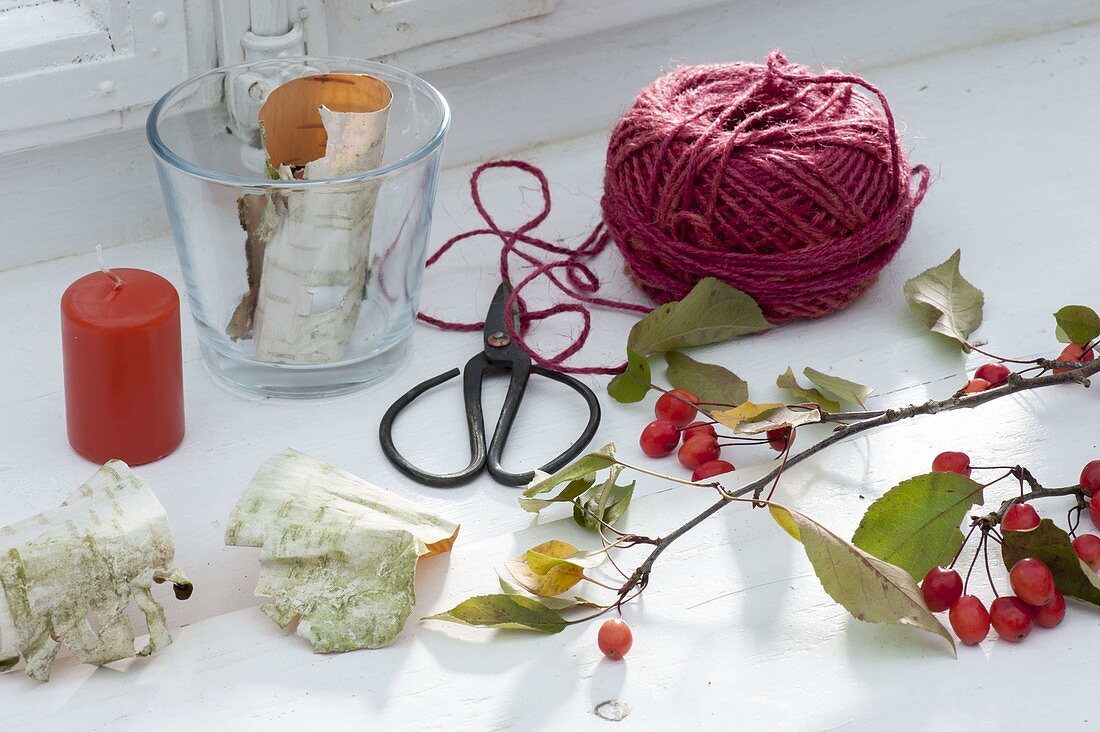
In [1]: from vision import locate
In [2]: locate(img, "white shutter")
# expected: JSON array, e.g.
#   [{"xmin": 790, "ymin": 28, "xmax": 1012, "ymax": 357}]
[{"xmin": 0, "ymin": 0, "xmax": 189, "ymax": 154}]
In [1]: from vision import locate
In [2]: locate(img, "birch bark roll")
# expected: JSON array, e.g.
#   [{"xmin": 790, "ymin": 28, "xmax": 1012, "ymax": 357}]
[
  {"xmin": 249, "ymin": 74, "xmax": 392, "ymax": 364},
  {"xmin": 0, "ymin": 461, "xmax": 189, "ymax": 681}
]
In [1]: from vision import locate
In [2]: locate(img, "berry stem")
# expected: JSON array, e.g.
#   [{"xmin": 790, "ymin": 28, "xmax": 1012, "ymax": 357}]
[
  {"xmin": 764, "ymin": 427, "xmax": 795, "ymax": 502},
  {"xmin": 993, "ymin": 484, "xmax": 1083, "ymax": 522},
  {"xmin": 949, "ymin": 522, "xmax": 980, "ymax": 569},
  {"xmin": 982, "ymin": 532, "xmax": 998, "ymax": 598},
  {"xmin": 613, "ymin": 356, "xmax": 1100, "ymax": 609},
  {"xmin": 963, "ymin": 532, "xmax": 983, "ymax": 593}
]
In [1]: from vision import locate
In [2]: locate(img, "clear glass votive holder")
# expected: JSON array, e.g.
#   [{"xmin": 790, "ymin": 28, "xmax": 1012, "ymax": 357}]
[{"xmin": 147, "ymin": 57, "xmax": 449, "ymax": 398}]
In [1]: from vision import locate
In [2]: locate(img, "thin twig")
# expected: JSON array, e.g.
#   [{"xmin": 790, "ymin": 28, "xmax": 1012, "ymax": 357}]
[{"xmin": 615, "ymin": 357, "xmax": 1100, "ymax": 600}]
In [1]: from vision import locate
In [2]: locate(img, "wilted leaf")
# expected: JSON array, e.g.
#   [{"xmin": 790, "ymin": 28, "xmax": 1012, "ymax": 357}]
[
  {"xmin": 776, "ymin": 367, "xmax": 839, "ymax": 412},
  {"xmin": 903, "ymin": 249, "xmax": 984, "ymax": 349},
  {"xmin": 770, "ymin": 503, "xmax": 955, "ymax": 653},
  {"xmin": 733, "ymin": 405, "xmax": 821, "ymax": 435},
  {"xmin": 518, "ymin": 475, "xmax": 595, "ymax": 513},
  {"xmin": 225, "ymin": 449, "xmax": 459, "ymax": 652},
  {"xmin": 523, "ymin": 444, "xmax": 616, "ymax": 498},
  {"xmin": 607, "ymin": 348, "xmax": 651, "ymax": 403},
  {"xmin": 627, "ymin": 278, "xmax": 771, "ymax": 355},
  {"xmin": 424, "ymin": 594, "xmax": 567, "ymax": 633},
  {"xmin": 498, "ymin": 574, "xmax": 600, "ymax": 610},
  {"xmin": 666, "ymin": 351, "xmax": 748, "ymax": 406},
  {"xmin": 803, "ymin": 367, "xmax": 872, "ymax": 408},
  {"xmin": 1054, "ymin": 306, "xmax": 1100, "ymax": 345},
  {"xmin": 711, "ymin": 401, "xmax": 785, "ymax": 431},
  {"xmin": 1001, "ymin": 519, "xmax": 1100, "ymax": 605},
  {"xmin": 852, "ymin": 473, "xmax": 984, "ymax": 580},
  {"xmin": 573, "ymin": 466, "xmax": 635, "ymax": 531},
  {"xmin": 525, "ymin": 541, "xmax": 605, "ymax": 574},
  {"xmin": 506, "ymin": 541, "xmax": 588, "ymax": 597}
]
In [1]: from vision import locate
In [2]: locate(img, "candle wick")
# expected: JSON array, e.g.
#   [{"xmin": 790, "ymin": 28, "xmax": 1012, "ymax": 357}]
[{"xmin": 96, "ymin": 245, "xmax": 125, "ymax": 290}]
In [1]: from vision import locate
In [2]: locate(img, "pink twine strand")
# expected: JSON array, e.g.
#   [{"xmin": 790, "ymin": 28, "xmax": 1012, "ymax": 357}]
[{"xmin": 418, "ymin": 160, "xmax": 648, "ymax": 374}]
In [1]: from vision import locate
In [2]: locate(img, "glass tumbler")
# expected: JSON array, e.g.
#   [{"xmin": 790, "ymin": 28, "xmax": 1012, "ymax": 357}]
[{"xmin": 147, "ymin": 57, "xmax": 449, "ymax": 398}]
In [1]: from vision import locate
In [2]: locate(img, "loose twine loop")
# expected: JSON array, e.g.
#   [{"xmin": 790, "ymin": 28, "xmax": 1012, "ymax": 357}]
[
  {"xmin": 418, "ymin": 160, "xmax": 648, "ymax": 375},
  {"xmin": 419, "ymin": 51, "xmax": 930, "ymax": 371}
]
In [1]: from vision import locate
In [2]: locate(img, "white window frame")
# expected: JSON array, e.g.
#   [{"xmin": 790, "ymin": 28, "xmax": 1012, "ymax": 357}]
[{"xmin": 0, "ymin": 0, "xmax": 188, "ymax": 154}]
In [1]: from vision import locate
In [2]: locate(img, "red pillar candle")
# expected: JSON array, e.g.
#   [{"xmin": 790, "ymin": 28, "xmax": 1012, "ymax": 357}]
[{"xmin": 61, "ymin": 268, "xmax": 185, "ymax": 465}]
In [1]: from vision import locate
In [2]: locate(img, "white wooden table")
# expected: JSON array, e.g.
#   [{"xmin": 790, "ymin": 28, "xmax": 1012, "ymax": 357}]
[{"xmin": 4, "ymin": 20, "xmax": 1100, "ymax": 730}]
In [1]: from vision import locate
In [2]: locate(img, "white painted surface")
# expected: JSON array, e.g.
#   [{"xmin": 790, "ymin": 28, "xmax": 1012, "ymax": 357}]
[
  {"xmin": 4, "ymin": 0, "xmax": 1100, "ymax": 271},
  {"xmin": 3, "ymin": 12, "xmax": 1100, "ymax": 732},
  {"xmin": 0, "ymin": 1, "xmax": 112, "ymax": 77},
  {"xmin": 328, "ymin": 0, "xmax": 560, "ymax": 58},
  {"xmin": 0, "ymin": 0, "xmax": 189, "ymax": 154}
]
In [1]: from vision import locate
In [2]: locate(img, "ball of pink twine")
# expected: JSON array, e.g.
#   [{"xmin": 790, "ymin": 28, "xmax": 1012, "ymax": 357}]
[{"xmin": 602, "ymin": 50, "xmax": 931, "ymax": 323}]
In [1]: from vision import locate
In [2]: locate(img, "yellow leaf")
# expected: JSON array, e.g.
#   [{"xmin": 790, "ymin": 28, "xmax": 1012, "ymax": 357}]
[
  {"xmin": 711, "ymin": 401, "xmax": 784, "ymax": 431},
  {"xmin": 524, "ymin": 541, "xmax": 580, "ymax": 575},
  {"xmin": 769, "ymin": 504, "xmax": 801, "ymax": 541},
  {"xmin": 734, "ymin": 405, "xmax": 821, "ymax": 435},
  {"xmin": 506, "ymin": 540, "xmax": 587, "ymax": 597},
  {"xmin": 505, "ymin": 560, "xmax": 584, "ymax": 597}
]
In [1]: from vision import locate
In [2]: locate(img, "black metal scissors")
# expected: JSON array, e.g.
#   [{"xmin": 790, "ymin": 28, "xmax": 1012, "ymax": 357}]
[{"xmin": 379, "ymin": 283, "xmax": 601, "ymax": 487}]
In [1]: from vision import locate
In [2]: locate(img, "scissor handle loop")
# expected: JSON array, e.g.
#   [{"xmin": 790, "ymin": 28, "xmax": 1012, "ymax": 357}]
[
  {"xmin": 379, "ymin": 358, "xmax": 601, "ymax": 488},
  {"xmin": 378, "ymin": 356, "xmax": 489, "ymax": 488},
  {"xmin": 486, "ymin": 365, "xmax": 601, "ymax": 486}
]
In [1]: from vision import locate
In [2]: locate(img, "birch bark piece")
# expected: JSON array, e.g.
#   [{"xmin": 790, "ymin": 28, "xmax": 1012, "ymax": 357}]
[
  {"xmin": 0, "ymin": 461, "xmax": 190, "ymax": 682},
  {"xmin": 225, "ymin": 448, "xmax": 459, "ymax": 652},
  {"xmin": 246, "ymin": 74, "xmax": 393, "ymax": 364},
  {"xmin": 226, "ymin": 192, "xmax": 276, "ymax": 340}
]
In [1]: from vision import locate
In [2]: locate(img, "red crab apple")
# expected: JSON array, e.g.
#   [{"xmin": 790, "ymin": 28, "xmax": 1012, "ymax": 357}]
[
  {"xmin": 654, "ymin": 389, "xmax": 700, "ymax": 428},
  {"xmin": 949, "ymin": 595, "xmax": 990, "ymax": 645},
  {"xmin": 598, "ymin": 619, "xmax": 632, "ymax": 660},
  {"xmin": 974, "ymin": 363, "xmax": 1011, "ymax": 387}
]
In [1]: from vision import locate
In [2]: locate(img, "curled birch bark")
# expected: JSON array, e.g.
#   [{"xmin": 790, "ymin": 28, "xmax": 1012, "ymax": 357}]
[
  {"xmin": 239, "ymin": 74, "xmax": 392, "ymax": 364},
  {"xmin": 226, "ymin": 448, "xmax": 459, "ymax": 652},
  {"xmin": 0, "ymin": 461, "xmax": 190, "ymax": 682}
]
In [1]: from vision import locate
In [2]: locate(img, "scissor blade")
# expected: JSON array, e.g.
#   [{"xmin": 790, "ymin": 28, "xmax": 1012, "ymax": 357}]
[{"xmin": 483, "ymin": 282, "xmax": 520, "ymax": 345}]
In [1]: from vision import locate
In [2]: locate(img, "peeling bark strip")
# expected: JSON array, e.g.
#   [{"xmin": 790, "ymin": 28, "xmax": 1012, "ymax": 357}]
[
  {"xmin": 229, "ymin": 74, "xmax": 393, "ymax": 363},
  {"xmin": 0, "ymin": 461, "xmax": 189, "ymax": 682},
  {"xmin": 227, "ymin": 193, "xmax": 276, "ymax": 340},
  {"xmin": 225, "ymin": 449, "xmax": 459, "ymax": 652}
]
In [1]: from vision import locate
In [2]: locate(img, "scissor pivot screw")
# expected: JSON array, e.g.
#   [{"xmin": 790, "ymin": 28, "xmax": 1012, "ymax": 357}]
[{"xmin": 487, "ymin": 331, "xmax": 510, "ymax": 348}]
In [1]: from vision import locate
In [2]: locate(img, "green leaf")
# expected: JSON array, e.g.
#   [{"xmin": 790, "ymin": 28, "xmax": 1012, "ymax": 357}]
[
  {"xmin": 523, "ymin": 444, "xmax": 616, "ymax": 498},
  {"xmin": 802, "ymin": 367, "xmax": 872, "ymax": 408},
  {"xmin": 770, "ymin": 503, "xmax": 955, "ymax": 653},
  {"xmin": 607, "ymin": 348, "xmax": 651, "ymax": 403},
  {"xmin": 852, "ymin": 473, "xmax": 985, "ymax": 580},
  {"xmin": 666, "ymin": 351, "xmax": 748, "ymax": 406},
  {"xmin": 1054, "ymin": 306, "xmax": 1100, "ymax": 345},
  {"xmin": 1001, "ymin": 519, "xmax": 1100, "ymax": 605},
  {"xmin": 903, "ymin": 249, "xmax": 984, "ymax": 349},
  {"xmin": 573, "ymin": 466, "xmax": 635, "ymax": 532},
  {"xmin": 424, "ymin": 594, "xmax": 567, "ymax": 633},
  {"xmin": 769, "ymin": 504, "xmax": 801, "ymax": 541},
  {"xmin": 776, "ymin": 367, "xmax": 839, "ymax": 412},
  {"xmin": 627, "ymin": 278, "xmax": 771, "ymax": 356},
  {"xmin": 517, "ymin": 475, "xmax": 594, "ymax": 513}
]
